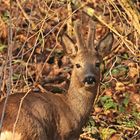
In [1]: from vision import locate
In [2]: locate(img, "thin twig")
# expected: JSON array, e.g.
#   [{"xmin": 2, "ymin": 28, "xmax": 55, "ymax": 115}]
[
  {"xmin": 12, "ymin": 89, "xmax": 31, "ymax": 140},
  {"xmin": 0, "ymin": 0, "xmax": 13, "ymax": 136},
  {"xmin": 16, "ymin": 0, "xmax": 35, "ymax": 29}
]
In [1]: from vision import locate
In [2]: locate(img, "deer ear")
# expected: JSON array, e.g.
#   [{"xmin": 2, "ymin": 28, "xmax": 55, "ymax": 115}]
[
  {"xmin": 62, "ymin": 34, "xmax": 77, "ymax": 56},
  {"xmin": 97, "ymin": 32, "xmax": 114, "ymax": 57}
]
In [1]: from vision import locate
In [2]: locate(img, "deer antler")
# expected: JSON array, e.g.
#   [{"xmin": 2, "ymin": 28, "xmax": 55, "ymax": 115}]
[
  {"xmin": 87, "ymin": 19, "xmax": 96, "ymax": 51},
  {"xmin": 74, "ymin": 20, "xmax": 85, "ymax": 51}
]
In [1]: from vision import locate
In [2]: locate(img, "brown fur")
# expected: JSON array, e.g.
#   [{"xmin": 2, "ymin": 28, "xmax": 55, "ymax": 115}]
[{"xmin": 0, "ymin": 20, "xmax": 114, "ymax": 140}]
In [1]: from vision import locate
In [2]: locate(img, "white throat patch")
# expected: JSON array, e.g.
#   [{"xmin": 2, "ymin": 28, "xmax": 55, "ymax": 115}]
[{"xmin": 0, "ymin": 131, "xmax": 21, "ymax": 140}]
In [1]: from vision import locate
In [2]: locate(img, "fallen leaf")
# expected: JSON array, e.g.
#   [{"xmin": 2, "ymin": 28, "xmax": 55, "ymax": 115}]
[
  {"xmin": 115, "ymin": 82, "xmax": 125, "ymax": 91},
  {"xmin": 109, "ymin": 134, "xmax": 121, "ymax": 140},
  {"xmin": 129, "ymin": 67, "xmax": 139, "ymax": 78}
]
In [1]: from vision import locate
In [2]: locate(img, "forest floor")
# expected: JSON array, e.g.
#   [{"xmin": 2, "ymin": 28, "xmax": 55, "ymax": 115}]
[{"xmin": 0, "ymin": 0, "xmax": 140, "ymax": 139}]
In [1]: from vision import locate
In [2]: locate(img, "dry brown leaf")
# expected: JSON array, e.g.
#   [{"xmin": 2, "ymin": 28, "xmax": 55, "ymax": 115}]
[
  {"xmin": 105, "ymin": 89, "xmax": 113, "ymax": 96},
  {"xmin": 130, "ymin": 93, "xmax": 140, "ymax": 111},
  {"xmin": 0, "ymin": 17, "xmax": 8, "ymax": 39},
  {"xmin": 109, "ymin": 134, "xmax": 121, "ymax": 140},
  {"xmin": 35, "ymin": 62, "xmax": 51, "ymax": 80},
  {"xmin": 94, "ymin": 106, "xmax": 102, "ymax": 113},
  {"xmin": 129, "ymin": 67, "xmax": 139, "ymax": 78},
  {"xmin": 15, "ymin": 34, "xmax": 27, "ymax": 42},
  {"xmin": 115, "ymin": 82, "xmax": 125, "ymax": 91},
  {"xmin": 126, "ymin": 83, "xmax": 137, "ymax": 94}
]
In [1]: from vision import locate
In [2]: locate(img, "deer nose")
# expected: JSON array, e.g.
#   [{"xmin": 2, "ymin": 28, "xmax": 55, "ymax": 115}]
[{"xmin": 83, "ymin": 75, "xmax": 96, "ymax": 85}]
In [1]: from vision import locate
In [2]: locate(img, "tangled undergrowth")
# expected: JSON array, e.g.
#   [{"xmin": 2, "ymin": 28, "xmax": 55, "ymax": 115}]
[{"xmin": 0, "ymin": 0, "xmax": 139, "ymax": 139}]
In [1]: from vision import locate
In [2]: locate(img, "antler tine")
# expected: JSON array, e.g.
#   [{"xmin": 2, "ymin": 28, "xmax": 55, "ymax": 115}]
[
  {"xmin": 74, "ymin": 20, "xmax": 85, "ymax": 50},
  {"xmin": 87, "ymin": 19, "xmax": 96, "ymax": 50}
]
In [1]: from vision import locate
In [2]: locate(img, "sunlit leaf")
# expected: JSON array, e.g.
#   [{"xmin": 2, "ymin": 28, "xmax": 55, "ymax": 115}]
[
  {"xmin": 0, "ymin": 44, "xmax": 7, "ymax": 52},
  {"xmin": 100, "ymin": 128, "xmax": 116, "ymax": 140},
  {"xmin": 100, "ymin": 96, "xmax": 117, "ymax": 110}
]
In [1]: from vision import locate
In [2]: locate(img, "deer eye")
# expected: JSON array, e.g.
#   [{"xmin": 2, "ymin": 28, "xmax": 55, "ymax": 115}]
[
  {"xmin": 95, "ymin": 62, "xmax": 100, "ymax": 68},
  {"xmin": 76, "ymin": 64, "xmax": 81, "ymax": 68}
]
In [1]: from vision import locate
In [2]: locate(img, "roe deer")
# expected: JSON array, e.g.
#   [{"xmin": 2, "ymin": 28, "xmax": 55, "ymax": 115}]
[{"xmin": 0, "ymin": 19, "xmax": 114, "ymax": 140}]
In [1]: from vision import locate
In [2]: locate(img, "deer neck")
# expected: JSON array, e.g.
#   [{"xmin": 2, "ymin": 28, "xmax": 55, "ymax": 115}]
[{"xmin": 66, "ymin": 71, "xmax": 98, "ymax": 124}]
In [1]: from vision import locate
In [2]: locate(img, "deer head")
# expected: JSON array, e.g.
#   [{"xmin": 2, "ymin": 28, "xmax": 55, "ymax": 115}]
[{"xmin": 62, "ymin": 19, "xmax": 114, "ymax": 90}]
